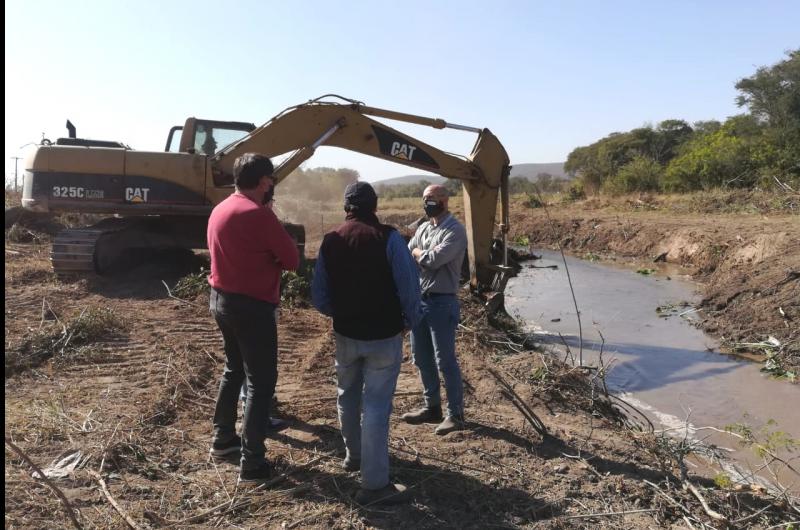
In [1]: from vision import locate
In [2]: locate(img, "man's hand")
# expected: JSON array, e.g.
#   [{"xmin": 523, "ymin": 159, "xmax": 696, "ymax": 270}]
[{"xmin": 411, "ymin": 248, "xmax": 423, "ymax": 259}]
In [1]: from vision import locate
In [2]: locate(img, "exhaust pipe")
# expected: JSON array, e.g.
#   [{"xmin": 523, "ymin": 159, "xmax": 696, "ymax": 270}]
[{"xmin": 66, "ymin": 120, "xmax": 76, "ymax": 138}]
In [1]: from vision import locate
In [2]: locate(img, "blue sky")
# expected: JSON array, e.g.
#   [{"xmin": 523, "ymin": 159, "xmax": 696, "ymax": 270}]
[{"xmin": 5, "ymin": 0, "xmax": 799, "ymax": 184}]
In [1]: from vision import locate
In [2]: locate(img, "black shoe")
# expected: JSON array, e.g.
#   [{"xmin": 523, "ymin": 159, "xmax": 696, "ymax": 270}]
[
  {"xmin": 401, "ymin": 405, "xmax": 443, "ymax": 425},
  {"xmin": 342, "ymin": 455, "xmax": 361, "ymax": 472},
  {"xmin": 355, "ymin": 483, "xmax": 411, "ymax": 505},
  {"xmin": 210, "ymin": 435, "xmax": 241, "ymax": 457},
  {"xmin": 238, "ymin": 463, "xmax": 272, "ymax": 485}
]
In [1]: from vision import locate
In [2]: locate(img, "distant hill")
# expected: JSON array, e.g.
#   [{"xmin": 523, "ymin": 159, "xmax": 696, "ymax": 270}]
[
  {"xmin": 509, "ymin": 162, "xmax": 567, "ymax": 180},
  {"xmin": 374, "ymin": 162, "xmax": 567, "ymax": 187},
  {"xmin": 375, "ymin": 174, "xmax": 446, "ymax": 186}
]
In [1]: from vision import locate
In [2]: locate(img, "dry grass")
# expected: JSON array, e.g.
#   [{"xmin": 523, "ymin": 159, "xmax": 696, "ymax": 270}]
[
  {"xmin": 558, "ymin": 189, "xmax": 799, "ymax": 215},
  {"xmin": 5, "ymin": 188, "xmax": 22, "ymax": 208},
  {"xmin": 5, "ymin": 306, "xmax": 127, "ymax": 377}
]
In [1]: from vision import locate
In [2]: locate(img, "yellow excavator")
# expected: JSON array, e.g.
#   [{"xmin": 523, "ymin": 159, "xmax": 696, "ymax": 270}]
[{"xmin": 22, "ymin": 95, "xmax": 512, "ymax": 293}]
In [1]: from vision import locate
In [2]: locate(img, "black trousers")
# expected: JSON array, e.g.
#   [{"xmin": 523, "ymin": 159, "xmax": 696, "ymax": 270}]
[{"xmin": 210, "ymin": 288, "xmax": 278, "ymax": 470}]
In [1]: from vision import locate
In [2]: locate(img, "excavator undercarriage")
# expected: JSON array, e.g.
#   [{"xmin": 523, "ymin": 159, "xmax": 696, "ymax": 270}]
[
  {"xmin": 50, "ymin": 217, "xmax": 207, "ymax": 273},
  {"xmin": 50, "ymin": 217, "xmax": 305, "ymax": 274}
]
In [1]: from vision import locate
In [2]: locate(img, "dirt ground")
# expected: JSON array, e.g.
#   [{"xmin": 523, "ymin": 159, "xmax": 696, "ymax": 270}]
[{"xmin": 4, "ymin": 193, "xmax": 799, "ymax": 528}]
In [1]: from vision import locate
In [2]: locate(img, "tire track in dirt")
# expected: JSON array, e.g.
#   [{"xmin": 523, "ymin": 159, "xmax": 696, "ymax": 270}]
[
  {"xmin": 4, "ymin": 283, "xmax": 90, "ymax": 348},
  {"xmin": 6, "ymin": 301, "xmax": 219, "ymax": 419},
  {"xmin": 272, "ymin": 311, "xmax": 338, "ymax": 415},
  {"xmin": 4, "ymin": 289, "xmax": 51, "ymax": 324}
]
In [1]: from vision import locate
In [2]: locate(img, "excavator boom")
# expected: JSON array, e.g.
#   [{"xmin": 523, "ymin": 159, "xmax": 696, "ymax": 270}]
[{"xmin": 212, "ymin": 96, "xmax": 511, "ymax": 288}]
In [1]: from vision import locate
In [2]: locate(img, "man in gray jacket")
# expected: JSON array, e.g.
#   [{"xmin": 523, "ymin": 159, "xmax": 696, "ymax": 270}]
[{"xmin": 402, "ymin": 184, "xmax": 467, "ymax": 435}]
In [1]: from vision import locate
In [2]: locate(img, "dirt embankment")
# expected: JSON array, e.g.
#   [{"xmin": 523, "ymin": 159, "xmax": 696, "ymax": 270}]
[{"xmin": 509, "ymin": 193, "xmax": 800, "ymax": 373}]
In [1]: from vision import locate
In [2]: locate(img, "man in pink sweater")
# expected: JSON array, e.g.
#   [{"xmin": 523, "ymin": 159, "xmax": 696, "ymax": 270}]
[{"xmin": 206, "ymin": 153, "xmax": 299, "ymax": 485}]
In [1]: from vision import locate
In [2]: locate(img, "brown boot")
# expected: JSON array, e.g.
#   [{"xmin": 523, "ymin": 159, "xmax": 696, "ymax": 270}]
[
  {"xmin": 435, "ymin": 415, "xmax": 465, "ymax": 435},
  {"xmin": 401, "ymin": 405, "xmax": 443, "ymax": 425}
]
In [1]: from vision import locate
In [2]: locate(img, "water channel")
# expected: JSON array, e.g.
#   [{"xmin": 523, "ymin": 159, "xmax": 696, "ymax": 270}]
[{"xmin": 505, "ymin": 250, "xmax": 799, "ymax": 491}]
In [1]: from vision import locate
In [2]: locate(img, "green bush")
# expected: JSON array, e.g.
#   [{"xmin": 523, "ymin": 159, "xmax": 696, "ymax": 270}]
[
  {"xmin": 602, "ymin": 155, "xmax": 663, "ymax": 195},
  {"xmin": 172, "ymin": 268, "xmax": 210, "ymax": 299},
  {"xmin": 523, "ymin": 193, "xmax": 543, "ymax": 208},
  {"xmin": 563, "ymin": 180, "xmax": 586, "ymax": 201},
  {"xmin": 513, "ymin": 234, "xmax": 530, "ymax": 246},
  {"xmin": 663, "ymin": 118, "xmax": 760, "ymax": 192},
  {"xmin": 281, "ymin": 261, "xmax": 314, "ymax": 306}
]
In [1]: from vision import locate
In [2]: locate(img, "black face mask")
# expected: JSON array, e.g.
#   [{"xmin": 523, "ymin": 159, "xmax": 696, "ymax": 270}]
[
  {"xmin": 262, "ymin": 183, "xmax": 275, "ymax": 205},
  {"xmin": 423, "ymin": 199, "xmax": 444, "ymax": 218}
]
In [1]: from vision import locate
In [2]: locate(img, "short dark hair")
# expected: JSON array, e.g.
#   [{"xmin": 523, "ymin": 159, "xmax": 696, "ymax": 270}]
[{"xmin": 233, "ymin": 153, "xmax": 274, "ymax": 189}]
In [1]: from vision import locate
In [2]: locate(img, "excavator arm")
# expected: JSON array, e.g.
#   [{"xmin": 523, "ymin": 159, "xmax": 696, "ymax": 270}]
[{"xmin": 211, "ymin": 95, "xmax": 512, "ymax": 291}]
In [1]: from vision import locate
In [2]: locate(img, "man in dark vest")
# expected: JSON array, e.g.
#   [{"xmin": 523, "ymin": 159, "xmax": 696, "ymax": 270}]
[{"xmin": 312, "ymin": 181, "xmax": 421, "ymax": 506}]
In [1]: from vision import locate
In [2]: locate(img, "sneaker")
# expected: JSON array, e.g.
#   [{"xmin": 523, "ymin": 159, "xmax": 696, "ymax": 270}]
[
  {"xmin": 342, "ymin": 455, "xmax": 361, "ymax": 472},
  {"xmin": 210, "ymin": 435, "xmax": 241, "ymax": 457},
  {"xmin": 238, "ymin": 463, "xmax": 272, "ymax": 485},
  {"xmin": 355, "ymin": 483, "xmax": 411, "ymax": 505},
  {"xmin": 434, "ymin": 415, "xmax": 465, "ymax": 436},
  {"xmin": 401, "ymin": 405, "xmax": 443, "ymax": 425}
]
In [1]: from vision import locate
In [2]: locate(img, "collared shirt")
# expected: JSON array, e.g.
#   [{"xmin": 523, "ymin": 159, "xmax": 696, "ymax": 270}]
[
  {"xmin": 408, "ymin": 213, "xmax": 467, "ymax": 295},
  {"xmin": 207, "ymin": 193, "xmax": 299, "ymax": 304},
  {"xmin": 312, "ymin": 229, "xmax": 422, "ymax": 330}
]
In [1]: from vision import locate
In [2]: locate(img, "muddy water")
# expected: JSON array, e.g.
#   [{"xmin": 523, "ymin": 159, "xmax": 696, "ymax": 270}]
[{"xmin": 506, "ymin": 250, "xmax": 800, "ymax": 490}]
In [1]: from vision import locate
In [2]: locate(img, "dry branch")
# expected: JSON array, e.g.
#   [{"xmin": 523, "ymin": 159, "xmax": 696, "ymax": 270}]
[
  {"xmin": 87, "ymin": 470, "xmax": 142, "ymax": 530},
  {"xmin": 684, "ymin": 480, "xmax": 727, "ymax": 523},
  {"xmin": 564, "ymin": 507, "xmax": 659, "ymax": 520},
  {"xmin": 5, "ymin": 438, "xmax": 84, "ymax": 530},
  {"xmin": 161, "ymin": 280, "xmax": 200, "ymax": 307},
  {"xmin": 488, "ymin": 367, "xmax": 548, "ymax": 436}
]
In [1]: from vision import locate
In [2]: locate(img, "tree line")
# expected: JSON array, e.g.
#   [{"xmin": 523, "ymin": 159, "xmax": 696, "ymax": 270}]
[
  {"xmin": 374, "ymin": 173, "xmax": 569, "ymax": 200},
  {"xmin": 564, "ymin": 49, "xmax": 799, "ymax": 195}
]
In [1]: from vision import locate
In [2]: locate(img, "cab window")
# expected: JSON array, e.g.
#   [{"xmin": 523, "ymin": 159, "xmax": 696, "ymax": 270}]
[{"xmin": 194, "ymin": 124, "xmax": 250, "ymax": 156}]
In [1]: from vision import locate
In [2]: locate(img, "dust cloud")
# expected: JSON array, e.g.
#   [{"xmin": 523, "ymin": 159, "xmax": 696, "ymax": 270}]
[{"xmin": 273, "ymin": 166, "xmax": 359, "ymax": 250}]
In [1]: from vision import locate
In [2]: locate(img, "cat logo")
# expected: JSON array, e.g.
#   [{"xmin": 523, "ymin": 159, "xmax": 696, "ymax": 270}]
[
  {"xmin": 372, "ymin": 125, "xmax": 439, "ymax": 169},
  {"xmin": 125, "ymin": 187, "xmax": 150, "ymax": 203},
  {"xmin": 390, "ymin": 141, "xmax": 417, "ymax": 161}
]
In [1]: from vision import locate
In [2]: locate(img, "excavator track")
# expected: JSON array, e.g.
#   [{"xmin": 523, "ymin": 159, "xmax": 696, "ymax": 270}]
[
  {"xmin": 49, "ymin": 217, "xmax": 305, "ymax": 275},
  {"xmin": 49, "ymin": 217, "xmax": 199, "ymax": 275},
  {"xmin": 51, "ymin": 228, "xmax": 106, "ymax": 273}
]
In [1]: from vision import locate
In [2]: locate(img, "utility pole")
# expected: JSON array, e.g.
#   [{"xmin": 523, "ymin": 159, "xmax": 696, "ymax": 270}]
[{"xmin": 11, "ymin": 157, "xmax": 22, "ymax": 192}]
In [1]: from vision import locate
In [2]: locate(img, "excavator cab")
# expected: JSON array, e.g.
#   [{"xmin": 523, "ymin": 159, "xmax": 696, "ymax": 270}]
[{"xmin": 164, "ymin": 119, "xmax": 255, "ymax": 158}]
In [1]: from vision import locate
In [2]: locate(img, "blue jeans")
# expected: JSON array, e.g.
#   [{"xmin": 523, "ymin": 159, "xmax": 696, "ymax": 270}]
[
  {"xmin": 410, "ymin": 294, "xmax": 463, "ymax": 417},
  {"xmin": 335, "ymin": 332, "xmax": 403, "ymax": 490}
]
